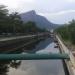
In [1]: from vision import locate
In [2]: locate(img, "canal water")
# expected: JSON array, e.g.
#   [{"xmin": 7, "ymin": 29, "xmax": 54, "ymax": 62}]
[{"xmin": 0, "ymin": 37, "xmax": 65, "ymax": 75}]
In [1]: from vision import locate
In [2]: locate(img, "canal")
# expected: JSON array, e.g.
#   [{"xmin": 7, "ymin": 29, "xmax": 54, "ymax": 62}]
[{"xmin": 0, "ymin": 37, "xmax": 66, "ymax": 75}]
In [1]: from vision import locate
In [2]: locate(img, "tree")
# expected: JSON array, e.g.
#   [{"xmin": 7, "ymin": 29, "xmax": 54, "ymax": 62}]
[
  {"xmin": 9, "ymin": 12, "xmax": 23, "ymax": 33},
  {"xmin": 0, "ymin": 5, "xmax": 9, "ymax": 34},
  {"xmin": 56, "ymin": 19, "xmax": 75, "ymax": 44},
  {"xmin": 0, "ymin": 5, "xmax": 47, "ymax": 35}
]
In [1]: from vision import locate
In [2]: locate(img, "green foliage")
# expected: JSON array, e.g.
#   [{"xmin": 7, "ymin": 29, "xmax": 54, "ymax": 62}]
[
  {"xmin": 0, "ymin": 5, "xmax": 9, "ymax": 33},
  {"xmin": 56, "ymin": 19, "xmax": 75, "ymax": 44},
  {"xmin": 0, "ymin": 5, "xmax": 46, "ymax": 35}
]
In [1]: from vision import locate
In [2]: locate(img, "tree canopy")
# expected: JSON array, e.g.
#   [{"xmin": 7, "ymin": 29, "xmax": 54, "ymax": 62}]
[
  {"xmin": 56, "ymin": 19, "xmax": 75, "ymax": 44},
  {"xmin": 0, "ymin": 5, "xmax": 46, "ymax": 35}
]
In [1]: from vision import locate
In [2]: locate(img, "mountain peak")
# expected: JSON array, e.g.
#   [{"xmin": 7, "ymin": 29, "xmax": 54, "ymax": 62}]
[
  {"xmin": 26, "ymin": 10, "xmax": 36, "ymax": 15},
  {"xmin": 20, "ymin": 10, "xmax": 58, "ymax": 29}
]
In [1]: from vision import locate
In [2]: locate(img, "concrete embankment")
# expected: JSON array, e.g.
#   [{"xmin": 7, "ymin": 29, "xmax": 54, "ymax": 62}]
[
  {"xmin": 55, "ymin": 35, "xmax": 75, "ymax": 75},
  {"xmin": 0, "ymin": 34, "xmax": 48, "ymax": 53}
]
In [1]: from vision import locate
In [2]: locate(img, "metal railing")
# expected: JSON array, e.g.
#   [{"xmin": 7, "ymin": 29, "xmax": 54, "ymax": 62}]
[{"xmin": 0, "ymin": 53, "xmax": 69, "ymax": 60}]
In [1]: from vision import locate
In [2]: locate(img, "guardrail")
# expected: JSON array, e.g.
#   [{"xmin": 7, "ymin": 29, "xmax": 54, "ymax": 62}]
[{"xmin": 0, "ymin": 53, "xmax": 69, "ymax": 60}]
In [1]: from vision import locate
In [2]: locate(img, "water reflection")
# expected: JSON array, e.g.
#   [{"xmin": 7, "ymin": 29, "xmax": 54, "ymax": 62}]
[
  {"xmin": 0, "ymin": 61, "xmax": 9, "ymax": 75},
  {"xmin": 10, "ymin": 60, "xmax": 21, "ymax": 69},
  {"xmin": 32, "ymin": 38, "xmax": 53, "ymax": 53},
  {"xmin": 0, "ymin": 37, "xmax": 65, "ymax": 75},
  {"xmin": 0, "ymin": 38, "xmax": 47, "ymax": 75},
  {"xmin": 10, "ymin": 39, "xmax": 44, "ymax": 54},
  {"xmin": 15, "ymin": 60, "xmax": 64, "ymax": 75},
  {"xmin": 23, "ymin": 38, "xmax": 53, "ymax": 53},
  {"xmin": 0, "ymin": 60, "xmax": 21, "ymax": 75},
  {"xmin": 13, "ymin": 38, "xmax": 64, "ymax": 75}
]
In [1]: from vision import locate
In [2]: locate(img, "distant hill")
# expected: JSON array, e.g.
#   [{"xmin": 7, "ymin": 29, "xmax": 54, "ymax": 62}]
[{"xmin": 20, "ymin": 10, "xmax": 58, "ymax": 30}]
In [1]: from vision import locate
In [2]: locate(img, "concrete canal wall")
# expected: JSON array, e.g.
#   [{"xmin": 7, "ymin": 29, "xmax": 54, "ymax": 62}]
[
  {"xmin": 56, "ymin": 35, "xmax": 75, "ymax": 75},
  {"xmin": 0, "ymin": 34, "xmax": 49, "ymax": 53}
]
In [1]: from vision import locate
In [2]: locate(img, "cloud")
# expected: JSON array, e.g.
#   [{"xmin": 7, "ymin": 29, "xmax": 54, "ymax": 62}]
[
  {"xmin": 0, "ymin": 0, "xmax": 35, "ymax": 13},
  {"xmin": 39, "ymin": 10, "xmax": 75, "ymax": 24},
  {"xmin": 39, "ymin": 10, "xmax": 75, "ymax": 17},
  {"xmin": 1, "ymin": 0, "xmax": 75, "ymax": 23},
  {"xmin": 0, "ymin": 0, "xmax": 35, "ymax": 8},
  {"xmin": 66, "ymin": 0, "xmax": 75, "ymax": 2},
  {"xmin": 0, "ymin": 0, "xmax": 18, "ymax": 8},
  {"xmin": 23, "ymin": 0, "xmax": 35, "ymax": 3}
]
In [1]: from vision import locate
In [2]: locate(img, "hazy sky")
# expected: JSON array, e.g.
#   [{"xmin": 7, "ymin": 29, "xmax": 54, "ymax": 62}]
[{"xmin": 0, "ymin": 0, "xmax": 75, "ymax": 24}]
